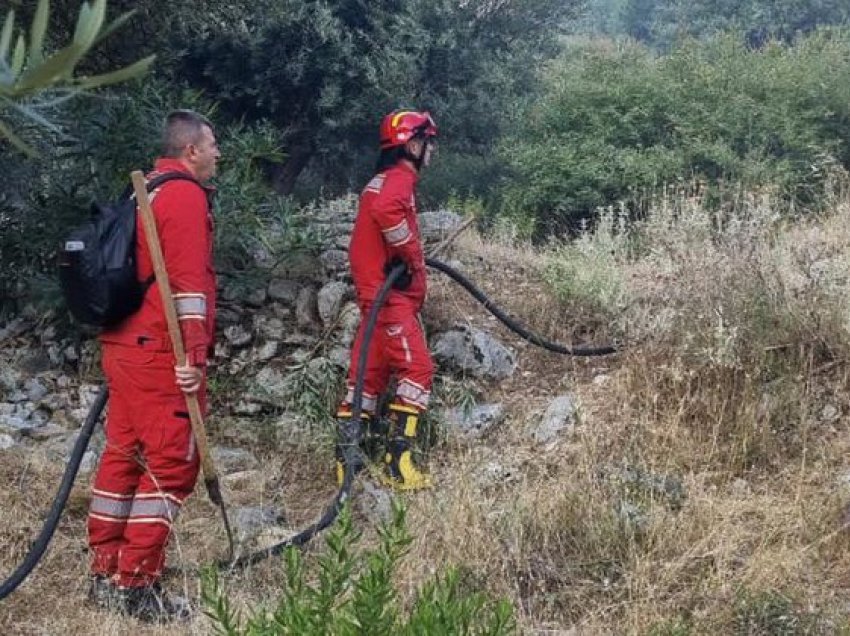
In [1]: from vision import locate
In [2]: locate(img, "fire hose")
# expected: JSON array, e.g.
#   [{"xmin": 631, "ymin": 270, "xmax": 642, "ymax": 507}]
[{"xmin": 0, "ymin": 257, "xmax": 617, "ymax": 599}]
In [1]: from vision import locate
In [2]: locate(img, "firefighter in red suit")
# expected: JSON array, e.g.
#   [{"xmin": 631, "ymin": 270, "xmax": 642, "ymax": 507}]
[
  {"xmin": 336, "ymin": 109, "xmax": 438, "ymax": 490},
  {"xmin": 86, "ymin": 110, "xmax": 219, "ymax": 621}
]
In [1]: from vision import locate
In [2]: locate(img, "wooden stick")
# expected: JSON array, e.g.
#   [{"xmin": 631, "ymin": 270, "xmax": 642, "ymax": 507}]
[
  {"xmin": 428, "ymin": 216, "xmax": 476, "ymax": 259},
  {"xmin": 131, "ymin": 170, "xmax": 234, "ymax": 560}
]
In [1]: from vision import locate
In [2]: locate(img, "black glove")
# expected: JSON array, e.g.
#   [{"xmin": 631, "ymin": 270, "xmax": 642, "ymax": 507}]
[{"xmin": 383, "ymin": 257, "xmax": 412, "ymax": 290}]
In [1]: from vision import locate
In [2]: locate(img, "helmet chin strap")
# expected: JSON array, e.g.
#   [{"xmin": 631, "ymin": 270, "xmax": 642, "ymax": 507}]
[{"xmin": 404, "ymin": 137, "xmax": 428, "ymax": 171}]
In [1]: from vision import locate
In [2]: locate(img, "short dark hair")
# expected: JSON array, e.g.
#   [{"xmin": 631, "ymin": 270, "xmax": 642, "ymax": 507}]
[
  {"xmin": 375, "ymin": 146, "xmax": 406, "ymax": 173},
  {"xmin": 161, "ymin": 110, "xmax": 214, "ymax": 158}
]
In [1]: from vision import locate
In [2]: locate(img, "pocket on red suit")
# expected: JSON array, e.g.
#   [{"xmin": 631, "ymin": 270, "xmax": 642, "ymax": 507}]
[{"xmin": 143, "ymin": 403, "xmax": 197, "ymax": 463}]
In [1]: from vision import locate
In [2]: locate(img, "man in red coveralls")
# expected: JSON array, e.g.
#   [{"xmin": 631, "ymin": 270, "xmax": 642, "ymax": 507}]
[
  {"xmin": 335, "ymin": 109, "xmax": 438, "ymax": 491},
  {"xmin": 86, "ymin": 110, "xmax": 219, "ymax": 622}
]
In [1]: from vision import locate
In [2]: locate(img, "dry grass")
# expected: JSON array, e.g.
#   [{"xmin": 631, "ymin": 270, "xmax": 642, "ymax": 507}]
[{"xmin": 7, "ymin": 184, "xmax": 850, "ymax": 634}]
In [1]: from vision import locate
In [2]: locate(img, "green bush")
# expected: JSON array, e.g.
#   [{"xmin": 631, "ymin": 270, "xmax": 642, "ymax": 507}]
[
  {"xmin": 0, "ymin": 80, "xmax": 316, "ymax": 314},
  {"xmin": 202, "ymin": 502, "xmax": 516, "ymax": 635},
  {"xmin": 500, "ymin": 30, "xmax": 850, "ymax": 235}
]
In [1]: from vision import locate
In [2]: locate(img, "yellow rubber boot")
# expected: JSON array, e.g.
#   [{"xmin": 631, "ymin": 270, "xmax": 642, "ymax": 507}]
[{"xmin": 379, "ymin": 403, "xmax": 432, "ymax": 491}]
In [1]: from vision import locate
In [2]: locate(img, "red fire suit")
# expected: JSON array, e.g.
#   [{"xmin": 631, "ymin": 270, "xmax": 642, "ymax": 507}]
[
  {"xmin": 88, "ymin": 158, "xmax": 216, "ymax": 588},
  {"xmin": 341, "ymin": 162, "xmax": 433, "ymax": 414}
]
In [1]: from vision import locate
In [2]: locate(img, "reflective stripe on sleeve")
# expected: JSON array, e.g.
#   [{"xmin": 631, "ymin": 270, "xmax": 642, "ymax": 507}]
[
  {"xmin": 382, "ymin": 219, "xmax": 412, "ymax": 246},
  {"xmin": 173, "ymin": 293, "xmax": 207, "ymax": 321}
]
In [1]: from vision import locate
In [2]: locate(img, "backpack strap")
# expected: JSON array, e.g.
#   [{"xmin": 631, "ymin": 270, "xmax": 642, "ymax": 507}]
[
  {"xmin": 145, "ymin": 171, "xmax": 203, "ymax": 192},
  {"xmin": 130, "ymin": 172, "xmax": 206, "ymax": 292},
  {"xmin": 119, "ymin": 171, "xmax": 204, "ymax": 200}
]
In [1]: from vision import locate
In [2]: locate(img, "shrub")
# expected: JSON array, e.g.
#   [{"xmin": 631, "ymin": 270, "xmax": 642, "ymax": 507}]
[
  {"xmin": 201, "ymin": 502, "xmax": 516, "ymax": 635},
  {"xmin": 500, "ymin": 31, "xmax": 850, "ymax": 235},
  {"xmin": 0, "ymin": 80, "xmax": 315, "ymax": 315}
]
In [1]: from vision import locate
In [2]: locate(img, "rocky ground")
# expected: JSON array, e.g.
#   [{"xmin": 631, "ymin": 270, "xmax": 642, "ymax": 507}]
[{"xmin": 0, "ymin": 204, "xmax": 602, "ymax": 635}]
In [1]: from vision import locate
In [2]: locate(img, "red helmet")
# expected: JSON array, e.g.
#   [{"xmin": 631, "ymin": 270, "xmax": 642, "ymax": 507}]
[{"xmin": 379, "ymin": 109, "xmax": 438, "ymax": 150}]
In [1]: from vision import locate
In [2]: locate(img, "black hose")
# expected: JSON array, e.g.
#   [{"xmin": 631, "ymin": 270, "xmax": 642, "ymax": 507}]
[
  {"xmin": 425, "ymin": 257, "xmax": 617, "ymax": 356},
  {"xmin": 219, "ymin": 265, "xmax": 403, "ymax": 569},
  {"xmin": 220, "ymin": 257, "xmax": 616, "ymax": 568},
  {"xmin": 0, "ymin": 384, "xmax": 108, "ymax": 601},
  {"xmin": 0, "ymin": 255, "xmax": 616, "ymax": 592}
]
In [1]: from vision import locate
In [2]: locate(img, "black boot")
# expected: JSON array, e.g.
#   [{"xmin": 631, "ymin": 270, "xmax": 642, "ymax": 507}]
[
  {"xmin": 121, "ymin": 582, "xmax": 192, "ymax": 623},
  {"xmin": 87, "ymin": 575, "xmax": 123, "ymax": 612},
  {"xmin": 335, "ymin": 411, "xmax": 368, "ymax": 486}
]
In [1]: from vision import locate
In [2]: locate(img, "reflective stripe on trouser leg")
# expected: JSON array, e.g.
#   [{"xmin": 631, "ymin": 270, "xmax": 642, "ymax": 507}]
[
  {"xmin": 117, "ymin": 491, "xmax": 190, "ymax": 587},
  {"xmin": 383, "ymin": 313, "xmax": 433, "ymax": 411},
  {"xmin": 88, "ymin": 349, "xmax": 146, "ymax": 578}
]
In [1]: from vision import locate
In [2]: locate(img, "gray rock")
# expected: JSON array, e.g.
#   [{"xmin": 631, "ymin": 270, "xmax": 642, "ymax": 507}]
[
  {"xmin": 6, "ymin": 390, "xmax": 26, "ymax": 404},
  {"xmin": 24, "ymin": 378, "xmax": 49, "ymax": 402},
  {"xmin": 79, "ymin": 450, "xmax": 98, "ymax": 474},
  {"xmin": 442, "ymin": 404, "xmax": 505, "ymax": 438},
  {"xmin": 270, "ymin": 303, "xmax": 293, "ymax": 320},
  {"xmin": 19, "ymin": 350, "xmax": 52, "ymax": 374},
  {"xmin": 0, "ymin": 317, "xmax": 32, "ymax": 343},
  {"xmin": 245, "ymin": 287, "xmax": 268, "ymax": 308},
  {"xmin": 432, "ymin": 327, "xmax": 517, "ymax": 380},
  {"xmin": 231, "ymin": 506, "xmax": 285, "ymax": 542},
  {"xmin": 296, "ymin": 287, "xmax": 319, "ymax": 328},
  {"xmin": 271, "ymin": 254, "xmax": 325, "ymax": 282},
  {"xmin": 283, "ymin": 333, "xmax": 319, "ymax": 347},
  {"xmin": 63, "ymin": 345, "xmax": 79, "ymax": 363},
  {"xmin": 224, "ymin": 325, "xmax": 253, "ymax": 348},
  {"xmin": 256, "ymin": 316, "xmax": 285, "ymax": 340},
  {"xmin": 211, "ymin": 447, "xmax": 259, "ymax": 474},
  {"xmin": 533, "ymin": 395, "xmax": 578, "ymax": 444},
  {"xmin": 214, "ymin": 342, "xmax": 231, "ymax": 361},
  {"xmin": 0, "ymin": 367, "xmax": 21, "ymax": 391},
  {"xmin": 357, "ymin": 480, "xmax": 394, "ymax": 525},
  {"xmin": 25, "ymin": 422, "xmax": 67, "ymax": 441},
  {"xmin": 217, "ymin": 307, "xmax": 242, "ymax": 326},
  {"xmin": 320, "ymin": 249, "xmax": 348, "ymax": 273},
  {"xmin": 39, "ymin": 325, "xmax": 57, "ymax": 343},
  {"xmin": 78, "ymin": 384, "xmax": 102, "ymax": 412},
  {"xmin": 606, "ymin": 465, "xmax": 686, "ymax": 510},
  {"xmin": 227, "ymin": 350, "xmax": 251, "ymax": 376},
  {"xmin": 39, "ymin": 431, "xmax": 103, "ymax": 472},
  {"xmin": 232, "ymin": 400, "xmax": 264, "ymax": 416},
  {"xmin": 317, "ymin": 281, "xmax": 349, "ymax": 326},
  {"xmin": 821, "ymin": 404, "xmax": 840, "ymax": 423},
  {"xmin": 253, "ymin": 367, "xmax": 289, "ymax": 403},
  {"xmin": 47, "ymin": 344, "xmax": 63, "ymax": 366},
  {"xmin": 418, "ymin": 209, "xmax": 464, "ymax": 242},
  {"xmin": 27, "ymin": 408, "xmax": 50, "ymax": 427},
  {"xmin": 338, "ymin": 302, "xmax": 360, "ymax": 347},
  {"xmin": 0, "ymin": 433, "xmax": 16, "ymax": 450},
  {"xmin": 1, "ymin": 415, "xmax": 32, "ymax": 432},
  {"xmin": 328, "ymin": 346, "xmax": 350, "ymax": 368},
  {"xmin": 476, "ymin": 460, "xmax": 518, "ymax": 489},
  {"xmin": 255, "ymin": 341, "xmax": 280, "ymax": 362},
  {"xmin": 268, "ymin": 279, "xmax": 301, "ymax": 304}
]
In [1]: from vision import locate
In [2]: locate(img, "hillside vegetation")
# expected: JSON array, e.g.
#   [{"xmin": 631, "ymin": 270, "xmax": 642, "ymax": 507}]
[{"xmin": 3, "ymin": 1, "xmax": 850, "ymax": 634}]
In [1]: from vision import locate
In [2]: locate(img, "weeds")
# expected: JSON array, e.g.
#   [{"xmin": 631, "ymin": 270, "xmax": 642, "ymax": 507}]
[{"xmin": 201, "ymin": 502, "xmax": 516, "ymax": 635}]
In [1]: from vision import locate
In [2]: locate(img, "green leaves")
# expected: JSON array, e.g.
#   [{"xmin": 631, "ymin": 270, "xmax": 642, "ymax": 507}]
[
  {"xmin": 501, "ymin": 31, "xmax": 850, "ymax": 235},
  {"xmin": 201, "ymin": 501, "xmax": 516, "ymax": 635},
  {"xmin": 0, "ymin": 0, "xmax": 154, "ymax": 156}
]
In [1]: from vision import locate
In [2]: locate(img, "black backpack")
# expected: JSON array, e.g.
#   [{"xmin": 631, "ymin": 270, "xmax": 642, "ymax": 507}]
[{"xmin": 59, "ymin": 172, "xmax": 200, "ymax": 328}]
